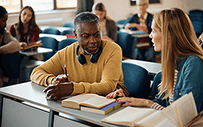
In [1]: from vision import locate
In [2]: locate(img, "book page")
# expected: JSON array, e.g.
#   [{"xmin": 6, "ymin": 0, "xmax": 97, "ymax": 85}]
[
  {"xmin": 62, "ymin": 94, "xmax": 97, "ymax": 109},
  {"xmin": 161, "ymin": 104, "xmax": 179, "ymax": 126},
  {"xmin": 175, "ymin": 93, "xmax": 197, "ymax": 127},
  {"xmin": 80, "ymin": 95, "xmax": 115, "ymax": 108},
  {"xmin": 186, "ymin": 111, "xmax": 203, "ymax": 127},
  {"xmin": 136, "ymin": 111, "xmax": 177, "ymax": 127},
  {"xmin": 64, "ymin": 94, "xmax": 97, "ymax": 103},
  {"xmin": 102, "ymin": 107, "xmax": 156, "ymax": 126}
]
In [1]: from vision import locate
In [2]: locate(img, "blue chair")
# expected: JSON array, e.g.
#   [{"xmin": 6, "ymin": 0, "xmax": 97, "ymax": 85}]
[
  {"xmin": 116, "ymin": 19, "xmax": 127, "ymax": 30},
  {"xmin": 189, "ymin": 9, "xmax": 203, "ymax": 17},
  {"xmin": 63, "ymin": 21, "xmax": 74, "ymax": 28},
  {"xmin": 122, "ymin": 62, "xmax": 151, "ymax": 98},
  {"xmin": 61, "ymin": 29, "xmax": 74, "ymax": 35},
  {"xmin": 39, "ymin": 37, "xmax": 58, "ymax": 61},
  {"xmin": 43, "ymin": 27, "xmax": 60, "ymax": 35},
  {"xmin": 58, "ymin": 38, "xmax": 77, "ymax": 50},
  {"xmin": 188, "ymin": 10, "xmax": 203, "ymax": 37},
  {"xmin": 0, "ymin": 52, "xmax": 21, "ymax": 86},
  {"xmin": 116, "ymin": 31, "xmax": 134, "ymax": 58},
  {"xmin": 116, "ymin": 19, "xmax": 127, "ymax": 25}
]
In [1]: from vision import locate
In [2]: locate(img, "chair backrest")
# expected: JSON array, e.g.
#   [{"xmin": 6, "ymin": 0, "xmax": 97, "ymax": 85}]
[
  {"xmin": 189, "ymin": 9, "xmax": 203, "ymax": 17},
  {"xmin": 58, "ymin": 38, "xmax": 77, "ymax": 50},
  {"xmin": 39, "ymin": 37, "xmax": 58, "ymax": 61},
  {"xmin": 116, "ymin": 19, "xmax": 127, "ymax": 25},
  {"xmin": 43, "ymin": 27, "xmax": 60, "ymax": 35},
  {"xmin": 122, "ymin": 62, "xmax": 150, "ymax": 98},
  {"xmin": 116, "ymin": 31, "xmax": 134, "ymax": 58},
  {"xmin": 61, "ymin": 29, "xmax": 74, "ymax": 35},
  {"xmin": 0, "ymin": 52, "xmax": 20, "ymax": 86},
  {"xmin": 63, "ymin": 21, "xmax": 74, "ymax": 28}
]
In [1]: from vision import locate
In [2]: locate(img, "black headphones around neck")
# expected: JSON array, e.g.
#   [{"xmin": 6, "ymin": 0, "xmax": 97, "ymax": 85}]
[{"xmin": 76, "ymin": 43, "xmax": 103, "ymax": 65}]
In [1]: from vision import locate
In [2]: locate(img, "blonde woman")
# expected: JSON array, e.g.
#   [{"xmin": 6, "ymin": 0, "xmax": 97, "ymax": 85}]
[
  {"xmin": 92, "ymin": 2, "xmax": 117, "ymax": 42},
  {"xmin": 106, "ymin": 8, "xmax": 203, "ymax": 114}
]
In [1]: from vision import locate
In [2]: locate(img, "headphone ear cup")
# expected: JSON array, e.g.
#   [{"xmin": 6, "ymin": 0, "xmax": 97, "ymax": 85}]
[
  {"xmin": 76, "ymin": 45, "xmax": 87, "ymax": 65},
  {"xmin": 90, "ymin": 54, "xmax": 99, "ymax": 63},
  {"xmin": 77, "ymin": 54, "xmax": 86, "ymax": 65},
  {"xmin": 90, "ymin": 43, "xmax": 103, "ymax": 63}
]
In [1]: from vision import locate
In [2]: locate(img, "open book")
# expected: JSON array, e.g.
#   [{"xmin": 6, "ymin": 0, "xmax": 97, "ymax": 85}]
[
  {"xmin": 102, "ymin": 92, "xmax": 198, "ymax": 127},
  {"xmin": 21, "ymin": 40, "xmax": 42, "ymax": 51},
  {"xmin": 62, "ymin": 93, "xmax": 116, "ymax": 110}
]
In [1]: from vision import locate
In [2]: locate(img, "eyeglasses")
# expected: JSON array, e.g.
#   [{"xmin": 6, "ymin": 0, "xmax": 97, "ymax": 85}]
[{"xmin": 137, "ymin": 4, "xmax": 148, "ymax": 7}]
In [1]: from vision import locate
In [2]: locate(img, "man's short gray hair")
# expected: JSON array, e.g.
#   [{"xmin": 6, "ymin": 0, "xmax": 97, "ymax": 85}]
[{"xmin": 73, "ymin": 12, "xmax": 100, "ymax": 32}]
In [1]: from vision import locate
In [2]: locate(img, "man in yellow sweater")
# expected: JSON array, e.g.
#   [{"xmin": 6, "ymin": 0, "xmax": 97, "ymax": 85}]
[{"xmin": 31, "ymin": 12, "xmax": 128, "ymax": 100}]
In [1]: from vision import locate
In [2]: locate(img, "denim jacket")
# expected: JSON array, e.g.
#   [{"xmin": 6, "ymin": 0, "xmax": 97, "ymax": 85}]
[{"xmin": 153, "ymin": 55, "xmax": 203, "ymax": 113}]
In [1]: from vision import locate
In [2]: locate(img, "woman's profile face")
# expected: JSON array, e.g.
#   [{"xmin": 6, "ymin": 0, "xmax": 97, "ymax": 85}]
[
  {"xmin": 94, "ymin": 10, "xmax": 105, "ymax": 21},
  {"xmin": 20, "ymin": 8, "xmax": 32, "ymax": 24},
  {"xmin": 149, "ymin": 21, "xmax": 162, "ymax": 52},
  {"xmin": 0, "ymin": 13, "xmax": 8, "ymax": 29}
]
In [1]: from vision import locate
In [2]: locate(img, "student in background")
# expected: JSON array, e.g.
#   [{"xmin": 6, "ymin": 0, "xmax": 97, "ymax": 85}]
[
  {"xmin": 107, "ymin": 8, "xmax": 203, "ymax": 114},
  {"xmin": 9, "ymin": 6, "xmax": 42, "ymax": 60},
  {"xmin": 92, "ymin": 2, "xmax": 117, "ymax": 42},
  {"xmin": 0, "ymin": 6, "xmax": 21, "ymax": 87},
  {"xmin": 31, "ymin": 12, "xmax": 128, "ymax": 100},
  {"xmin": 124, "ymin": 0, "xmax": 155, "ymax": 62}
]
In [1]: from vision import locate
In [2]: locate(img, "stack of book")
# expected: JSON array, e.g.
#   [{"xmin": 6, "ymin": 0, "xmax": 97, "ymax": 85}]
[{"xmin": 61, "ymin": 93, "xmax": 121, "ymax": 115}]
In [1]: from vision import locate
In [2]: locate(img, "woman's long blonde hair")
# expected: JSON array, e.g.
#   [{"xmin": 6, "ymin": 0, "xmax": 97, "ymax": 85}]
[
  {"xmin": 153, "ymin": 8, "xmax": 203, "ymax": 98},
  {"xmin": 92, "ymin": 2, "xmax": 111, "ymax": 20}
]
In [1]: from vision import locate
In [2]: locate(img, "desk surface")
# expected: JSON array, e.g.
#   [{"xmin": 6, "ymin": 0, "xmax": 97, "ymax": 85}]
[
  {"xmin": 39, "ymin": 34, "xmax": 67, "ymax": 42},
  {"xmin": 19, "ymin": 47, "xmax": 53, "ymax": 56},
  {"xmin": 123, "ymin": 59, "xmax": 161, "ymax": 74},
  {"xmin": 120, "ymin": 29, "xmax": 149, "ymax": 38},
  {"xmin": 40, "ymin": 26, "xmax": 72, "ymax": 32},
  {"xmin": 0, "ymin": 82, "xmax": 121, "ymax": 127}
]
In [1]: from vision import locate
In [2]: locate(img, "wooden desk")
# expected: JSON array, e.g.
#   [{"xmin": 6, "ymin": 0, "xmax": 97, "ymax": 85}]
[
  {"xmin": 122, "ymin": 59, "xmax": 161, "ymax": 74},
  {"xmin": 19, "ymin": 47, "xmax": 53, "ymax": 83},
  {"xmin": 39, "ymin": 34, "xmax": 67, "ymax": 42},
  {"xmin": 0, "ymin": 82, "xmax": 121, "ymax": 127}
]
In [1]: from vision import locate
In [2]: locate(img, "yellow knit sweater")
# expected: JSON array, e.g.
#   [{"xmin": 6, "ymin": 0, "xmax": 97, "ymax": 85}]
[{"xmin": 31, "ymin": 40, "xmax": 128, "ymax": 96}]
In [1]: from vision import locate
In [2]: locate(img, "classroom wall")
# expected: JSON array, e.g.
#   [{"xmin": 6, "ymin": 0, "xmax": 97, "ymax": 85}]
[
  {"xmin": 7, "ymin": 9, "xmax": 77, "ymax": 30},
  {"xmin": 94, "ymin": 0, "xmax": 203, "ymax": 21},
  {"xmin": 6, "ymin": 0, "xmax": 203, "ymax": 30}
]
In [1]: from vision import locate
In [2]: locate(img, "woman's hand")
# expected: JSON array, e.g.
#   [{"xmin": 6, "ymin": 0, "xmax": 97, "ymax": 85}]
[
  {"xmin": 20, "ymin": 42, "xmax": 27, "ymax": 48},
  {"xmin": 125, "ymin": 23, "xmax": 136, "ymax": 29},
  {"xmin": 116, "ymin": 97, "xmax": 154, "ymax": 108},
  {"xmin": 33, "ymin": 41, "xmax": 42, "ymax": 50},
  {"xmin": 106, "ymin": 88, "xmax": 125, "ymax": 99},
  {"xmin": 137, "ymin": 24, "xmax": 148, "ymax": 33},
  {"xmin": 199, "ymin": 33, "xmax": 203, "ymax": 43}
]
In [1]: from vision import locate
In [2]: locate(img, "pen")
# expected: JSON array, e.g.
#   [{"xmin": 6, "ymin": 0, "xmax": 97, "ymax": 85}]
[{"xmin": 64, "ymin": 64, "xmax": 69, "ymax": 82}]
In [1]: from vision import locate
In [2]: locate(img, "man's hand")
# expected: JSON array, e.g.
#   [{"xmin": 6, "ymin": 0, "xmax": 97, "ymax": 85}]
[
  {"xmin": 43, "ymin": 74, "xmax": 72, "ymax": 100},
  {"xmin": 43, "ymin": 82, "xmax": 73, "ymax": 100}
]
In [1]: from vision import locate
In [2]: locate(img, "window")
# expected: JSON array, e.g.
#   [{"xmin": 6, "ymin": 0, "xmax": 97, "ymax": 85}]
[
  {"xmin": 0, "ymin": 0, "xmax": 21, "ymax": 13},
  {"xmin": 56, "ymin": 0, "xmax": 77, "ymax": 9},
  {"xmin": 0, "ymin": 0, "xmax": 77, "ymax": 13},
  {"xmin": 130, "ymin": 0, "xmax": 160, "ymax": 6},
  {"xmin": 23, "ymin": 0, "xmax": 54, "ymax": 11}
]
